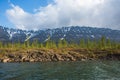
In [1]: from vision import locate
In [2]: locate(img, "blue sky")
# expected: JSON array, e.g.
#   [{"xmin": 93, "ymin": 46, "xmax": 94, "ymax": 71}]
[
  {"xmin": 0, "ymin": 0, "xmax": 120, "ymax": 30},
  {"xmin": 0, "ymin": 0, "xmax": 53, "ymax": 28}
]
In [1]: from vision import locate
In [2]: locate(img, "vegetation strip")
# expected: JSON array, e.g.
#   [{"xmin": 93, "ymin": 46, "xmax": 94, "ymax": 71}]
[{"xmin": 0, "ymin": 37, "xmax": 120, "ymax": 62}]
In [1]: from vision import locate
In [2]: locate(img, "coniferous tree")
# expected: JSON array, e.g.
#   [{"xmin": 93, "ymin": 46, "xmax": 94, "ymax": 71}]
[
  {"xmin": 0, "ymin": 42, "xmax": 2, "ymax": 48},
  {"xmin": 79, "ymin": 39, "xmax": 85, "ymax": 48},
  {"xmin": 25, "ymin": 40, "xmax": 30, "ymax": 48},
  {"xmin": 39, "ymin": 43, "xmax": 44, "ymax": 48},
  {"xmin": 32, "ymin": 39, "xmax": 39, "ymax": 48},
  {"xmin": 86, "ymin": 38, "xmax": 91, "ymax": 49},
  {"xmin": 51, "ymin": 41, "xmax": 57, "ymax": 49},
  {"xmin": 45, "ymin": 40, "xmax": 52, "ymax": 49},
  {"xmin": 69, "ymin": 41, "xmax": 75, "ymax": 48},
  {"xmin": 101, "ymin": 36, "xmax": 106, "ymax": 49},
  {"xmin": 62, "ymin": 39, "xmax": 67, "ymax": 48},
  {"xmin": 106, "ymin": 38, "xmax": 111, "ymax": 49},
  {"xmin": 58, "ymin": 40, "xmax": 63, "ymax": 48}
]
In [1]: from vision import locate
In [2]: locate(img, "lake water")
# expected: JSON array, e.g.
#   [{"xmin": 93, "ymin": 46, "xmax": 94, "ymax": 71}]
[{"xmin": 0, "ymin": 61, "xmax": 120, "ymax": 80}]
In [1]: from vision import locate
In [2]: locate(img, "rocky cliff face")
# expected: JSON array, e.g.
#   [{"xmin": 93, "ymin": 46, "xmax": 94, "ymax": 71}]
[{"xmin": 0, "ymin": 26, "xmax": 120, "ymax": 43}]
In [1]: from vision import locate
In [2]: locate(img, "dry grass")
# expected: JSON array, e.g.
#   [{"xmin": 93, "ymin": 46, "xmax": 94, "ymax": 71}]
[{"xmin": 0, "ymin": 47, "xmax": 120, "ymax": 59}]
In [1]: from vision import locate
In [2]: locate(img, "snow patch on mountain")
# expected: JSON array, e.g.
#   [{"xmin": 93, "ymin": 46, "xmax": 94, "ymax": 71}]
[
  {"xmin": 44, "ymin": 36, "xmax": 51, "ymax": 42},
  {"xmin": 25, "ymin": 32, "xmax": 37, "ymax": 41},
  {"xmin": 7, "ymin": 29, "xmax": 17, "ymax": 40},
  {"xmin": 60, "ymin": 34, "xmax": 66, "ymax": 40},
  {"xmin": 91, "ymin": 35, "xmax": 95, "ymax": 38}
]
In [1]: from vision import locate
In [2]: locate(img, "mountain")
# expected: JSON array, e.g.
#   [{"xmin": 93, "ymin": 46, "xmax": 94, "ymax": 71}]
[{"xmin": 0, "ymin": 26, "xmax": 120, "ymax": 43}]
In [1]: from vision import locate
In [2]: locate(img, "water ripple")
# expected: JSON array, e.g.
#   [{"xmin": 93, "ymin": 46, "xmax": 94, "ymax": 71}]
[{"xmin": 0, "ymin": 61, "xmax": 120, "ymax": 80}]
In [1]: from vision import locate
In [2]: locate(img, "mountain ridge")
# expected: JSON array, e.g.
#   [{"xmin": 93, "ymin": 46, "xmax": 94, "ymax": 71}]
[{"xmin": 0, "ymin": 26, "xmax": 120, "ymax": 43}]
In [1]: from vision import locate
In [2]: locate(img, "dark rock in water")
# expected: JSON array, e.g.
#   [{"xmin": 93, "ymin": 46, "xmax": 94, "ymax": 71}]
[
  {"xmin": 29, "ymin": 59, "xmax": 35, "ymax": 62},
  {"xmin": 89, "ymin": 58, "xmax": 94, "ymax": 60},
  {"xmin": 106, "ymin": 53, "xmax": 120, "ymax": 60},
  {"xmin": 81, "ymin": 59, "xmax": 86, "ymax": 61}
]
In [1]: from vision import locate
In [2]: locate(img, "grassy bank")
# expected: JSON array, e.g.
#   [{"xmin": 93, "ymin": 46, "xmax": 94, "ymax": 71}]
[
  {"xmin": 0, "ymin": 37, "xmax": 120, "ymax": 62},
  {"xmin": 0, "ymin": 47, "xmax": 120, "ymax": 62}
]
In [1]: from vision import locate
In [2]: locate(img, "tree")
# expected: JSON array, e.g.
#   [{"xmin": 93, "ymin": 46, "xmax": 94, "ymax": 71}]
[
  {"xmin": 58, "ymin": 40, "xmax": 63, "ymax": 48},
  {"xmin": 45, "ymin": 40, "xmax": 52, "ymax": 49},
  {"xmin": 51, "ymin": 41, "xmax": 57, "ymax": 49},
  {"xmin": 32, "ymin": 39, "xmax": 39, "ymax": 48},
  {"xmin": 21, "ymin": 42, "xmax": 26, "ymax": 49},
  {"xmin": 79, "ymin": 39, "xmax": 85, "ymax": 48},
  {"xmin": 106, "ymin": 38, "xmax": 111, "ymax": 49},
  {"xmin": 62, "ymin": 39, "xmax": 68, "ymax": 48},
  {"xmin": 39, "ymin": 43, "xmax": 44, "ymax": 48},
  {"xmin": 101, "ymin": 36, "xmax": 106, "ymax": 49},
  {"xmin": 69, "ymin": 41, "xmax": 78, "ymax": 48},
  {"xmin": 86, "ymin": 38, "xmax": 91, "ymax": 49},
  {"xmin": 0, "ymin": 42, "xmax": 3, "ymax": 48},
  {"xmin": 25, "ymin": 40, "xmax": 30, "ymax": 48}
]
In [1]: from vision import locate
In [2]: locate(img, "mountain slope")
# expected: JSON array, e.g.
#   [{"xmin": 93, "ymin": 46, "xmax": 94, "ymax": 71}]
[{"xmin": 0, "ymin": 26, "xmax": 120, "ymax": 43}]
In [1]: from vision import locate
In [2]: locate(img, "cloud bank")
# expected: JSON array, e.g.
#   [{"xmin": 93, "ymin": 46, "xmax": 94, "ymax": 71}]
[{"xmin": 6, "ymin": 0, "xmax": 120, "ymax": 30}]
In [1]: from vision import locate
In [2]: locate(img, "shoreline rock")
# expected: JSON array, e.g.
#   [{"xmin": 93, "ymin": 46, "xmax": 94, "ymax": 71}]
[{"xmin": 0, "ymin": 49, "xmax": 120, "ymax": 63}]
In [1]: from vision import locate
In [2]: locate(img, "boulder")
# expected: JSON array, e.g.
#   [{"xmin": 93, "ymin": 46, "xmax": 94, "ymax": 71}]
[
  {"xmin": 29, "ymin": 59, "xmax": 35, "ymax": 62},
  {"xmin": 3, "ymin": 58, "xmax": 10, "ymax": 63},
  {"xmin": 0, "ymin": 59, "xmax": 2, "ymax": 62},
  {"xmin": 81, "ymin": 59, "xmax": 86, "ymax": 61}
]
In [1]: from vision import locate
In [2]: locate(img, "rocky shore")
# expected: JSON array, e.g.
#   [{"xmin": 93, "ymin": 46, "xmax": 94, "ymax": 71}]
[{"xmin": 0, "ymin": 49, "xmax": 120, "ymax": 63}]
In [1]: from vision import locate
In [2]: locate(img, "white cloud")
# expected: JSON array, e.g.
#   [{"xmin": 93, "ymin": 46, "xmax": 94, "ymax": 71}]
[{"xmin": 6, "ymin": 0, "xmax": 120, "ymax": 30}]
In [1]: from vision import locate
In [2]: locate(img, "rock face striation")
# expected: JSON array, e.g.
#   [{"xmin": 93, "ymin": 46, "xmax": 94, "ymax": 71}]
[{"xmin": 0, "ymin": 49, "xmax": 120, "ymax": 63}]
